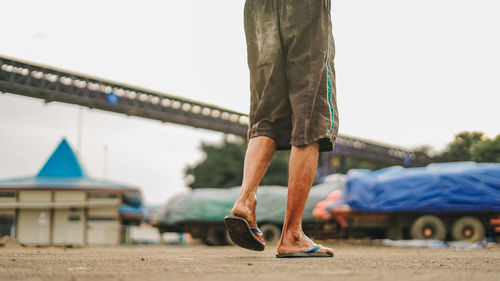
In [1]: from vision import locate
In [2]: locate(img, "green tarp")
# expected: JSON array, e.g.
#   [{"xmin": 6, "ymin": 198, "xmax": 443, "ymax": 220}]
[{"xmin": 158, "ymin": 175, "xmax": 345, "ymax": 226}]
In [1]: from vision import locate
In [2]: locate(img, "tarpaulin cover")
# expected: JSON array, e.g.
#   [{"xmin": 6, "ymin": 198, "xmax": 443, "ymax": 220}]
[
  {"xmin": 344, "ymin": 162, "xmax": 500, "ymax": 212},
  {"xmin": 158, "ymin": 175, "xmax": 345, "ymax": 226}
]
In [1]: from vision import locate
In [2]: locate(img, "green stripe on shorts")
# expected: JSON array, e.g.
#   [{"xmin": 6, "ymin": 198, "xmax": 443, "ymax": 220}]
[{"xmin": 326, "ymin": 36, "xmax": 334, "ymax": 135}]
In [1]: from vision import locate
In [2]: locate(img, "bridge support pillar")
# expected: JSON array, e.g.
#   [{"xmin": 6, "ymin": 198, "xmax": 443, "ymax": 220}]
[{"xmin": 318, "ymin": 153, "xmax": 348, "ymax": 181}]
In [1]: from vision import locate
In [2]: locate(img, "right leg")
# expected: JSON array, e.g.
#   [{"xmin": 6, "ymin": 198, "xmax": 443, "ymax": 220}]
[
  {"xmin": 231, "ymin": 136, "xmax": 276, "ymax": 243},
  {"xmin": 277, "ymin": 142, "xmax": 333, "ymax": 255}
]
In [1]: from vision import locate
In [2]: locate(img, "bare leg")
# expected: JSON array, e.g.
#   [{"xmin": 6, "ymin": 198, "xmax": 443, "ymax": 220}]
[
  {"xmin": 277, "ymin": 142, "xmax": 334, "ymax": 255},
  {"xmin": 231, "ymin": 136, "xmax": 276, "ymax": 243}
]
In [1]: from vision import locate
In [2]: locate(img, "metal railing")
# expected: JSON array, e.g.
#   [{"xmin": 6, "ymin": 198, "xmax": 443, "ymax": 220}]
[
  {"xmin": 0, "ymin": 55, "xmax": 249, "ymax": 136},
  {"xmin": 0, "ymin": 55, "xmax": 430, "ymax": 167}
]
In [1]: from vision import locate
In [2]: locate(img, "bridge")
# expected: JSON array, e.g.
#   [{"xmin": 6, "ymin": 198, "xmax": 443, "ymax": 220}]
[{"xmin": 0, "ymin": 55, "xmax": 431, "ymax": 176}]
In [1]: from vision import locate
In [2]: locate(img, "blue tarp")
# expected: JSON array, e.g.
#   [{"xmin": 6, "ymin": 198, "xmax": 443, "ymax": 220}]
[{"xmin": 344, "ymin": 162, "xmax": 500, "ymax": 212}]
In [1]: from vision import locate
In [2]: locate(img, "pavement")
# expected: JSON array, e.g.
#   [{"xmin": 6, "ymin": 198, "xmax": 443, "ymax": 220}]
[{"xmin": 1, "ymin": 242, "xmax": 500, "ymax": 281}]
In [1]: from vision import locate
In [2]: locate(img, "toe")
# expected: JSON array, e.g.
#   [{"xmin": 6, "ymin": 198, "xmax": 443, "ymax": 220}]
[
  {"xmin": 319, "ymin": 245, "xmax": 334, "ymax": 255},
  {"xmin": 254, "ymin": 230, "xmax": 265, "ymax": 244}
]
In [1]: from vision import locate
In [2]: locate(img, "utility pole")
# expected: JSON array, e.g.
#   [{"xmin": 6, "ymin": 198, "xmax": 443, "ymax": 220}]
[
  {"xmin": 103, "ymin": 144, "xmax": 109, "ymax": 178},
  {"xmin": 77, "ymin": 107, "xmax": 83, "ymax": 156}
]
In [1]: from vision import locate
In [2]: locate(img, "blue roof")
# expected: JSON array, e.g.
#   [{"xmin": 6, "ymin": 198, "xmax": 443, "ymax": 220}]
[
  {"xmin": 37, "ymin": 139, "xmax": 86, "ymax": 178},
  {"xmin": 119, "ymin": 204, "xmax": 144, "ymax": 215},
  {"xmin": 0, "ymin": 138, "xmax": 137, "ymax": 191}
]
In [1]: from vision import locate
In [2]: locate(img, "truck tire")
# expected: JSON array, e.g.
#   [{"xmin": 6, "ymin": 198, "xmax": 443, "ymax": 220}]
[
  {"xmin": 203, "ymin": 226, "xmax": 230, "ymax": 246},
  {"xmin": 386, "ymin": 226, "xmax": 404, "ymax": 240},
  {"xmin": 259, "ymin": 224, "xmax": 281, "ymax": 245},
  {"xmin": 451, "ymin": 216, "xmax": 485, "ymax": 242},
  {"xmin": 410, "ymin": 215, "xmax": 447, "ymax": 240}
]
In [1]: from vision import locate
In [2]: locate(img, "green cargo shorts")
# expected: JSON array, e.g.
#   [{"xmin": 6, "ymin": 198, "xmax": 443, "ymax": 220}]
[{"xmin": 245, "ymin": 0, "xmax": 339, "ymax": 152}]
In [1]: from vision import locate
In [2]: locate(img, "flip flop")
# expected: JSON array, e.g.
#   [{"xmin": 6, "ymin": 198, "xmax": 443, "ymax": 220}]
[
  {"xmin": 276, "ymin": 244, "xmax": 334, "ymax": 258},
  {"xmin": 224, "ymin": 215, "xmax": 265, "ymax": 251}
]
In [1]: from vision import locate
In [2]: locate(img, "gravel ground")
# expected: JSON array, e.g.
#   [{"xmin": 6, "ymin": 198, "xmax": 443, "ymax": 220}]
[{"xmin": 1, "ymin": 242, "xmax": 500, "ymax": 281}]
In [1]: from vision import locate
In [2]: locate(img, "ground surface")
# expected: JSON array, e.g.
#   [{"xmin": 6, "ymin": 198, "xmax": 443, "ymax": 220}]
[{"xmin": 1, "ymin": 242, "xmax": 500, "ymax": 281}]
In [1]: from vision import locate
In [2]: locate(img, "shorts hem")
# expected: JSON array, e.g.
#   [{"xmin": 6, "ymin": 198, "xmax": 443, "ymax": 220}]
[{"xmin": 291, "ymin": 135, "xmax": 336, "ymax": 152}]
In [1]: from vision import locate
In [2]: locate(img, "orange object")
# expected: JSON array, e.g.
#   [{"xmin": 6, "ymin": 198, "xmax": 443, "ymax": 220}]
[
  {"xmin": 490, "ymin": 218, "xmax": 500, "ymax": 225},
  {"xmin": 332, "ymin": 215, "xmax": 348, "ymax": 228},
  {"xmin": 491, "ymin": 218, "xmax": 500, "ymax": 233},
  {"xmin": 312, "ymin": 189, "xmax": 343, "ymax": 220}
]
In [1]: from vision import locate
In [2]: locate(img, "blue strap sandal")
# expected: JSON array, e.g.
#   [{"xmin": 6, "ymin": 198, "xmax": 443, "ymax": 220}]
[
  {"xmin": 250, "ymin": 227, "xmax": 262, "ymax": 234},
  {"xmin": 224, "ymin": 215, "xmax": 265, "ymax": 251},
  {"xmin": 276, "ymin": 244, "xmax": 334, "ymax": 258}
]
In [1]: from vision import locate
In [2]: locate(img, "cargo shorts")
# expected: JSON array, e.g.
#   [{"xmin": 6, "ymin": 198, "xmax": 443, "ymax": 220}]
[{"xmin": 245, "ymin": 0, "xmax": 339, "ymax": 152}]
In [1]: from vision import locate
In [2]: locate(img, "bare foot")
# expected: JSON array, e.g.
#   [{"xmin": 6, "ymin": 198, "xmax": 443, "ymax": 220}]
[
  {"xmin": 277, "ymin": 230, "xmax": 333, "ymax": 255},
  {"xmin": 231, "ymin": 195, "xmax": 265, "ymax": 244}
]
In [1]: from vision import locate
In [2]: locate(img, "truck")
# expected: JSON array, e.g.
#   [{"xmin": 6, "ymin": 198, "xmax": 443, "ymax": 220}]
[
  {"xmin": 157, "ymin": 175, "xmax": 345, "ymax": 245},
  {"xmin": 313, "ymin": 162, "xmax": 500, "ymax": 241}
]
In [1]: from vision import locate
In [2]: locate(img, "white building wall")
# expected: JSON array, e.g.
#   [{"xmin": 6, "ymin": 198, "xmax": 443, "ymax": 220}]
[
  {"xmin": 19, "ymin": 191, "xmax": 51, "ymax": 202},
  {"xmin": 4, "ymin": 190, "xmax": 123, "ymax": 246},
  {"xmin": 53, "ymin": 209, "xmax": 85, "ymax": 245},
  {"xmin": 18, "ymin": 209, "xmax": 51, "ymax": 245}
]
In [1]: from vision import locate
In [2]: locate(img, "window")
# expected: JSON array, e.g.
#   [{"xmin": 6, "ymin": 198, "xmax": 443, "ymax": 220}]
[
  {"xmin": 0, "ymin": 191, "xmax": 15, "ymax": 198},
  {"xmin": 122, "ymin": 192, "xmax": 142, "ymax": 207},
  {"xmin": 88, "ymin": 193, "xmax": 118, "ymax": 199},
  {"xmin": 68, "ymin": 215, "xmax": 81, "ymax": 222},
  {"xmin": 88, "ymin": 217, "xmax": 115, "ymax": 221},
  {"xmin": 0, "ymin": 215, "xmax": 14, "ymax": 237}
]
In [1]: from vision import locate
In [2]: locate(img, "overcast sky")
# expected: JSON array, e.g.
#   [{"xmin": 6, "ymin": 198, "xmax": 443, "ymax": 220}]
[{"xmin": 1, "ymin": 0, "xmax": 499, "ymax": 205}]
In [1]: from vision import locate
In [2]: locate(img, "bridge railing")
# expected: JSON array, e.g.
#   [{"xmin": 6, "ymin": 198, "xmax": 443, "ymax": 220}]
[
  {"xmin": 0, "ymin": 55, "xmax": 431, "ymax": 167},
  {"xmin": 0, "ymin": 55, "xmax": 249, "ymax": 136}
]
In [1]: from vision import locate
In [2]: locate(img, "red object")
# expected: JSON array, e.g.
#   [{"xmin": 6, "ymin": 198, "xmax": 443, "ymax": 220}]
[
  {"xmin": 491, "ymin": 218, "xmax": 500, "ymax": 232},
  {"xmin": 490, "ymin": 218, "xmax": 500, "ymax": 225},
  {"xmin": 312, "ymin": 189, "xmax": 343, "ymax": 220}
]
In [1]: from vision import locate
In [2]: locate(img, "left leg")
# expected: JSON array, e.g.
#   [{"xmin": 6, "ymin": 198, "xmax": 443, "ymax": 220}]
[{"xmin": 231, "ymin": 136, "xmax": 276, "ymax": 243}]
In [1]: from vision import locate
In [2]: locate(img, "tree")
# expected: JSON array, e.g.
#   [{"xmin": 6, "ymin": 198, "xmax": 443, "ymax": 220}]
[
  {"xmin": 185, "ymin": 136, "xmax": 289, "ymax": 189},
  {"xmin": 437, "ymin": 131, "xmax": 484, "ymax": 162},
  {"xmin": 435, "ymin": 131, "xmax": 500, "ymax": 163},
  {"xmin": 185, "ymin": 131, "xmax": 500, "ymax": 189},
  {"xmin": 471, "ymin": 135, "xmax": 500, "ymax": 163},
  {"xmin": 412, "ymin": 145, "xmax": 434, "ymax": 160}
]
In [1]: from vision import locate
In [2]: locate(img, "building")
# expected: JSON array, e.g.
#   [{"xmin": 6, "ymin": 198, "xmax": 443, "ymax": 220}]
[{"xmin": 0, "ymin": 138, "xmax": 144, "ymax": 246}]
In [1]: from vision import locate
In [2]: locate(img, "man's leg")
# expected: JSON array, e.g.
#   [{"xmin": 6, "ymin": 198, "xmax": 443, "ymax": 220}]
[
  {"xmin": 277, "ymin": 142, "xmax": 334, "ymax": 255},
  {"xmin": 231, "ymin": 136, "xmax": 276, "ymax": 243}
]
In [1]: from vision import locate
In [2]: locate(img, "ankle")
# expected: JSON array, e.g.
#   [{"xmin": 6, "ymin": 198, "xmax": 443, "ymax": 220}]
[
  {"xmin": 232, "ymin": 195, "xmax": 257, "ymax": 215},
  {"xmin": 281, "ymin": 228, "xmax": 304, "ymax": 243},
  {"xmin": 235, "ymin": 192, "xmax": 257, "ymax": 207}
]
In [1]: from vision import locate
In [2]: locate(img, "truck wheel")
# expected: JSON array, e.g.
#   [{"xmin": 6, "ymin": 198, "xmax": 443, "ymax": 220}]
[
  {"xmin": 203, "ymin": 226, "xmax": 229, "ymax": 246},
  {"xmin": 260, "ymin": 224, "xmax": 281, "ymax": 245},
  {"xmin": 386, "ymin": 226, "xmax": 404, "ymax": 240},
  {"xmin": 451, "ymin": 216, "xmax": 485, "ymax": 242},
  {"xmin": 410, "ymin": 215, "xmax": 447, "ymax": 240}
]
